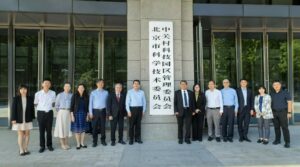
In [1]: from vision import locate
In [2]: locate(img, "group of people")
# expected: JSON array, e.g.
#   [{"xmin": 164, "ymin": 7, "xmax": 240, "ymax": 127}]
[
  {"xmin": 11, "ymin": 77, "xmax": 292, "ymax": 156},
  {"xmin": 174, "ymin": 79, "xmax": 292, "ymax": 149},
  {"xmin": 11, "ymin": 79, "xmax": 146, "ymax": 156}
]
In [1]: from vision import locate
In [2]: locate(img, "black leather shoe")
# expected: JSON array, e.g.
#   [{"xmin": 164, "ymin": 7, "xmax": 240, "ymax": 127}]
[
  {"xmin": 223, "ymin": 137, "xmax": 228, "ymax": 142},
  {"xmin": 20, "ymin": 152, "xmax": 26, "ymax": 156},
  {"xmin": 48, "ymin": 146, "xmax": 54, "ymax": 151},
  {"xmin": 263, "ymin": 140, "xmax": 269, "ymax": 145},
  {"xmin": 101, "ymin": 141, "xmax": 107, "ymax": 146},
  {"xmin": 228, "ymin": 138, "xmax": 233, "ymax": 143},
  {"xmin": 284, "ymin": 143, "xmax": 290, "ymax": 148},
  {"xmin": 39, "ymin": 148, "xmax": 45, "ymax": 153},
  {"xmin": 129, "ymin": 141, "xmax": 134, "ymax": 145},
  {"xmin": 192, "ymin": 138, "xmax": 197, "ymax": 141},
  {"xmin": 257, "ymin": 139, "xmax": 263, "ymax": 143},
  {"xmin": 24, "ymin": 151, "xmax": 30, "ymax": 155},
  {"xmin": 111, "ymin": 142, "xmax": 116, "ymax": 146},
  {"xmin": 208, "ymin": 136, "xmax": 213, "ymax": 141},
  {"xmin": 244, "ymin": 137, "xmax": 251, "ymax": 142},
  {"xmin": 216, "ymin": 137, "xmax": 221, "ymax": 142},
  {"xmin": 239, "ymin": 138, "xmax": 244, "ymax": 142},
  {"xmin": 92, "ymin": 143, "xmax": 97, "ymax": 147},
  {"xmin": 136, "ymin": 140, "xmax": 143, "ymax": 144},
  {"xmin": 178, "ymin": 140, "xmax": 183, "ymax": 144},
  {"xmin": 80, "ymin": 144, "xmax": 87, "ymax": 148},
  {"xmin": 118, "ymin": 140, "xmax": 126, "ymax": 145},
  {"xmin": 273, "ymin": 140, "xmax": 281, "ymax": 145},
  {"xmin": 76, "ymin": 146, "xmax": 81, "ymax": 150},
  {"xmin": 185, "ymin": 140, "xmax": 191, "ymax": 144}
]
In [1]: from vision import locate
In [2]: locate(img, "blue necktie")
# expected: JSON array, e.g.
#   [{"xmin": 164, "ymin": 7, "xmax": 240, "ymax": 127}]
[{"xmin": 184, "ymin": 91, "xmax": 188, "ymax": 107}]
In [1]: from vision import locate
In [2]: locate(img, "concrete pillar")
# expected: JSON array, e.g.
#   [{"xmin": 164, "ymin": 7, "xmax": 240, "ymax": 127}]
[{"xmin": 127, "ymin": 0, "xmax": 194, "ymax": 140}]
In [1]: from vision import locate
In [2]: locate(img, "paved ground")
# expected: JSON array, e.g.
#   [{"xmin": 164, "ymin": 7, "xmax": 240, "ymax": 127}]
[{"xmin": 0, "ymin": 126, "xmax": 300, "ymax": 167}]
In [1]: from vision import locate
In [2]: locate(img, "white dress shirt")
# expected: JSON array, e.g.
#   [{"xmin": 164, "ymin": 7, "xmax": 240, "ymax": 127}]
[
  {"xmin": 34, "ymin": 90, "xmax": 56, "ymax": 112},
  {"xmin": 205, "ymin": 89, "xmax": 223, "ymax": 113},
  {"xmin": 242, "ymin": 88, "xmax": 247, "ymax": 106},
  {"xmin": 181, "ymin": 89, "xmax": 189, "ymax": 107}
]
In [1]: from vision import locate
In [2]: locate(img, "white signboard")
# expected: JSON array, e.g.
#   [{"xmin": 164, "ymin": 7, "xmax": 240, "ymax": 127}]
[{"xmin": 149, "ymin": 21, "xmax": 174, "ymax": 115}]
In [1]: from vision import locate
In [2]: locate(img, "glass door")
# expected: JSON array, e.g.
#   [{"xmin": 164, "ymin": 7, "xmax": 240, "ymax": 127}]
[
  {"xmin": 293, "ymin": 32, "xmax": 300, "ymax": 122},
  {"xmin": 213, "ymin": 32, "xmax": 237, "ymax": 88},
  {"xmin": 267, "ymin": 32, "xmax": 288, "ymax": 91},
  {"xmin": 241, "ymin": 32, "xmax": 264, "ymax": 94},
  {"xmin": 15, "ymin": 29, "xmax": 39, "ymax": 96}
]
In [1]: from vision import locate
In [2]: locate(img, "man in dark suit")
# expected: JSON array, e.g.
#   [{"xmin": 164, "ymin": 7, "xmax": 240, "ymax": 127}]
[
  {"xmin": 236, "ymin": 79, "xmax": 254, "ymax": 142},
  {"xmin": 174, "ymin": 80, "xmax": 195, "ymax": 144},
  {"xmin": 107, "ymin": 83, "xmax": 127, "ymax": 146}
]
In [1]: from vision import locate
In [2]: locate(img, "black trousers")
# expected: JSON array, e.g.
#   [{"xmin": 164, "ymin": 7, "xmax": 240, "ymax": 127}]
[
  {"xmin": 192, "ymin": 112, "xmax": 204, "ymax": 140},
  {"xmin": 129, "ymin": 107, "xmax": 143, "ymax": 141},
  {"xmin": 221, "ymin": 106, "xmax": 235, "ymax": 139},
  {"xmin": 92, "ymin": 109, "xmax": 106, "ymax": 144},
  {"xmin": 273, "ymin": 110, "xmax": 290, "ymax": 143},
  {"xmin": 177, "ymin": 109, "xmax": 192, "ymax": 141},
  {"xmin": 110, "ymin": 114, "xmax": 124, "ymax": 142},
  {"xmin": 37, "ymin": 110, "xmax": 53, "ymax": 148},
  {"xmin": 237, "ymin": 107, "xmax": 251, "ymax": 139}
]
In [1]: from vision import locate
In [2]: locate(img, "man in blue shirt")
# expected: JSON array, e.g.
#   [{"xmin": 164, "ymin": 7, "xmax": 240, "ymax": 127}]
[
  {"xmin": 89, "ymin": 79, "xmax": 109, "ymax": 147},
  {"xmin": 221, "ymin": 79, "xmax": 238, "ymax": 142},
  {"xmin": 126, "ymin": 80, "xmax": 146, "ymax": 145}
]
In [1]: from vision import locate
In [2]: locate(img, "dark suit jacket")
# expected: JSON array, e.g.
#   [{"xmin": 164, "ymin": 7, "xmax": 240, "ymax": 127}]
[
  {"xmin": 174, "ymin": 89, "xmax": 195, "ymax": 117},
  {"xmin": 236, "ymin": 88, "xmax": 254, "ymax": 111},
  {"xmin": 106, "ymin": 92, "xmax": 127, "ymax": 118},
  {"xmin": 70, "ymin": 94, "xmax": 89, "ymax": 113},
  {"xmin": 11, "ymin": 96, "xmax": 35, "ymax": 123},
  {"xmin": 194, "ymin": 92, "xmax": 206, "ymax": 114}
]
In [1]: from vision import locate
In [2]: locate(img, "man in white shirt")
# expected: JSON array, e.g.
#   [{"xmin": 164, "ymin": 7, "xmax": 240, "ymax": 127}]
[
  {"xmin": 34, "ymin": 79, "xmax": 56, "ymax": 153},
  {"xmin": 205, "ymin": 80, "xmax": 223, "ymax": 142}
]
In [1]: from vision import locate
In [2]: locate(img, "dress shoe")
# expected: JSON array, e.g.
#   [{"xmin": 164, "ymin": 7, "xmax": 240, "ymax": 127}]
[
  {"xmin": 39, "ymin": 147, "xmax": 45, "ymax": 153},
  {"xmin": 223, "ymin": 137, "xmax": 228, "ymax": 142},
  {"xmin": 101, "ymin": 141, "xmax": 107, "ymax": 146},
  {"xmin": 185, "ymin": 140, "xmax": 191, "ymax": 144},
  {"xmin": 76, "ymin": 146, "xmax": 81, "ymax": 150},
  {"xmin": 92, "ymin": 143, "xmax": 97, "ymax": 147},
  {"xmin": 129, "ymin": 141, "xmax": 134, "ymax": 145},
  {"xmin": 263, "ymin": 140, "xmax": 269, "ymax": 145},
  {"xmin": 136, "ymin": 140, "xmax": 143, "ymax": 144},
  {"xmin": 228, "ymin": 138, "xmax": 233, "ymax": 143},
  {"xmin": 178, "ymin": 140, "xmax": 183, "ymax": 144},
  {"xmin": 198, "ymin": 138, "xmax": 203, "ymax": 142},
  {"xmin": 272, "ymin": 140, "xmax": 281, "ymax": 145},
  {"xmin": 216, "ymin": 137, "xmax": 221, "ymax": 142},
  {"xmin": 192, "ymin": 138, "xmax": 197, "ymax": 141},
  {"xmin": 244, "ymin": 137, "xmax": 251, "ymax": 142},
  {"xmin": 48, "ymin": 146, "xmax": 54, "ymax": 151},
  {"xmin": 208, "ymin": 136, "xmax": 213, "ymax": 141},
  {"xmin": 239, "ymin": 137, "xmax": 244, "ymax": 142},
  {"xmin": 111, "ymin": 142, "xmax": 116, "ymax": 146},
  {"xmin": 24, "ymin": 151, "xmax": 30, "ymax": 155},
  {"xmin": 118, "ymin": 140, "xmax": 126, "ymax": 145},
  {"xmin": 19, "ymin": 152, "xmax": 26, "ymax": 156},
  {"xmin": 257, "ymin": 139, "xmax": 263, "ymax": 143},
  {"xmin": 80, "ymin": 144, "xmax": 87, "ymax": 148},
  {"xmin": 284, "ymin": 143, "xmax": 290, "ymax": 148}
]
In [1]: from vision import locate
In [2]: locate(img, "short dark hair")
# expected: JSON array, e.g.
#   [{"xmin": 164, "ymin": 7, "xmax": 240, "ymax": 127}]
[
  {"xmin": 96, "ymin": 79, "xmax": 104, "ymax": 84},
  {"xmin": 43, "ymin": 78, "xmax": 51, "ymax": 83},
  {"xmin": 240, "ymin": 78, "xmax": 248, "ymax": 82},
  {"xmin": 273, "ymin": 80, "xmax": 282, "ymax": 84},
  {"xmin": 17, "ymin": 84, "xmax": 28, "ymax": 96},
  {"xmin": 64, "ymin": 82, "xmax": 71, "ymax": 86},
  {"xmin": 133, "ymin": 80, "xmax": 140, "ymax": 85},
  {"xmin": 180, "ymin": 80, "xmax": 187, "ymax": 84},
  {"xmin": 258, "ymin": 85, "xmax": 267, "ymax": 94}
]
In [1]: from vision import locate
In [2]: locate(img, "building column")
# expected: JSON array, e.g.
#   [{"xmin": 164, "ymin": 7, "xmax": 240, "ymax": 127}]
[{"xmin": 127, "ymin": 0, "xmax": 194, "ymax": 140}]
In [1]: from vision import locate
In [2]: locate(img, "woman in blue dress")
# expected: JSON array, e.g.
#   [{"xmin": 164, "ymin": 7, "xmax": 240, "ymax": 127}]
[{"xmin": 71, "ymin": 84, "xmax": 89, "ymax": 149}]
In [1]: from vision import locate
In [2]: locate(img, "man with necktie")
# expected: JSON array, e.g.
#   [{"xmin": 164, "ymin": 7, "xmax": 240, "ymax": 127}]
[
  {"xmin": 174, "ymin": 80, "xmax": 195, "ymax": 144},
  {"xmin": 107, "ymin": 83, "xmax": 127, "ymax": 146},
  {"xmin": 89, "ymin": 79, "xmax": 109, "ymax": 147}
]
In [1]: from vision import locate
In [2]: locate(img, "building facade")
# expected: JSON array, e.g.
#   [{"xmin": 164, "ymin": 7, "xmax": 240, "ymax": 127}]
[{"xmin": 0, "ymin": 0, "xmax": 299, "ymax": 139}]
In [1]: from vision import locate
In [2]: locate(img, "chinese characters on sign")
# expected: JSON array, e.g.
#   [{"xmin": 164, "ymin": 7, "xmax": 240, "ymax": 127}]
[{"xmin": 149, "ymin": 21, "xmax": 174, "ymax": 115}]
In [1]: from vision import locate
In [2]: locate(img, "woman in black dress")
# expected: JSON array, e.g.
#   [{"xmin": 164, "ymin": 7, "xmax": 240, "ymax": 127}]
[
  {"xmin": 71, "ymin": 84, "xmax": 89, "ymax": 149},
  {"xmin": 11, "ymin": 84, "xmax": 35, "ymax": 156},
  {"xmin": 192, "ymin": 83, "xmax": 206, "ymax": 142}
]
